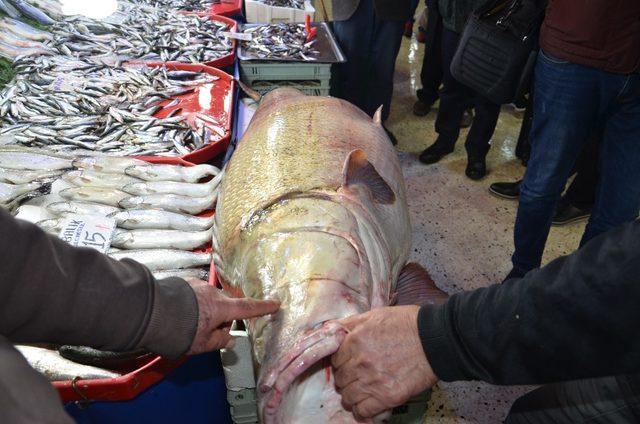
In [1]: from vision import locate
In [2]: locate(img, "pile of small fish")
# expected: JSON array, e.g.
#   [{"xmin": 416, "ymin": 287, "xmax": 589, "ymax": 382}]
[
  {"xmin": 0, "ymin": 2, "xmax": 233, "ymax": 64},
  {"xmin": 241, "ymin": 23, "xmax": 319, "ymax": 61},
  {"xmin": 0, "ymin": 56, "xmax": 224, "ymax": 156},
  {"xmin": 50, "ymin": 9, "xmax": 233, "ymax": 64},
  {"xmin": 133, "ymin": 0, "xmax": 218, "ymax": 12},
  {"xmin": 9, "ymin": 151, "xmax": 221, "ymax": 381},
  {"xmin": 253, "ymin": 0, "xmax": 305, "ymax": 9}
]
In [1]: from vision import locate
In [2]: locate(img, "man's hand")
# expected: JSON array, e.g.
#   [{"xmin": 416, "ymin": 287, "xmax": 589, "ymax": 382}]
[
  {"xmin": 331, "ymin": 306, "xmax": 438, "ymax": 419},
  {"xmin": 186, "ymin": 279, "xmax": 279, "ymax": 355}
]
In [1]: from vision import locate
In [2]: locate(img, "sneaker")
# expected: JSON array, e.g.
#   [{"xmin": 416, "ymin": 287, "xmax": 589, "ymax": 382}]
[
  {"xmin": 489, "ymin": 180, "xmax": 522, "ymax": 200},
  {"xmin": 419, "ymin": 143, "xmax": 454, "ymax": 164},
  {"xmin": 552, "ymin": 198, "xmax": 591, "ymax": 226},
  {"xmin": 413, "ymin": 99, "xmax": 432, "ymax": 117}
]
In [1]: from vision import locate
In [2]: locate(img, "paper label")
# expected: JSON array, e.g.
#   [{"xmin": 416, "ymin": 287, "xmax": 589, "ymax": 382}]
[
  {"xmin": 57, "ymin": 214, "xmax": 116, "ymax": 254},
  {"xmin": 221, "ymin": 31, "xmax": 252, "ymax": 41}
]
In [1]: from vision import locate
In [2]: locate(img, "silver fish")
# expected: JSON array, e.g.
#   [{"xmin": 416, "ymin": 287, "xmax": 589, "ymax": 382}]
[
  {"xmin": 119, "ymin": 193, "xmax": 215, "ymax": 215},
  {"xmin": 35, "ymin": 218, "xmax": 63, "ymax": 233},
  {"xmin": 16, "ymin": 345, "xmax": 120, "ymax": 382},
  {"xmin": 47, "ymin": 201, "xmax": 121, "ymax": 217},
  {"xmin": 125, "ymin": 164, "xmax": 221, "ymax": 183},
  {"xmin": 72, "ymin": 156, "xmax": 146, "ymax": 174},
  {"xmin": 241, "ymin": 23, "xmax": 319, "ymax": 61},
  {"xmin": 0, "ymin": 168, "xmax": 62, "ymax": 184},
  {"xmin": 0, "ymin": 150, "xmax": 72, "ymax": 171},
  {"xmin": 63, "ymin": 169, "xmax": 141, "ymax": 190},
  {"xmin": 59, "ymin": 187, "xmax": 129, "ymax": 207},
  {"xmin": 122, "ymin": 179, "xmax": 217, "ymax": 197},
  {"xmin": 109, "ymin": 249, "xmax": 212, "ymax": 271},
  {"xmin": 111, "ymin": 228, "xmax": 212, "ymax": 250},
  {"xmin": 108, "ymin": 208, "xmax": 214, "ymax": 231},
  {"xmin": 0, "ymin": 181, "xmax": 41, "ymax": 204},
  {"xmin": 152, "ymin": 268, "xmax": 210, "ymax": 281}
]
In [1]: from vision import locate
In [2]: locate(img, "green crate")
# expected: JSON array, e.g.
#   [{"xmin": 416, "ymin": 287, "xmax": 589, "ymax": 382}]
[
  {"xmin": 240, "ymin": 60, "xmax": 332, "ymax": 84},
  {"xmin": 252, "ymin": 80, "xmax": 330, "ymax": 96}
]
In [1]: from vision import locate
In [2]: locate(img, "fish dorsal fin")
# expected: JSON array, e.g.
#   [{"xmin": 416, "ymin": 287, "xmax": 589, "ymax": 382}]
[
  {"xmin": 373, "ymin": 106, "xmax": 383, "ymax": 126},
  {"xmin": 342, "ymin": 149, "xmax": 395, "ymax": 204},
  {"xmin": 394, "ymin": 262, "xmax": 449, "ymax": 306}
]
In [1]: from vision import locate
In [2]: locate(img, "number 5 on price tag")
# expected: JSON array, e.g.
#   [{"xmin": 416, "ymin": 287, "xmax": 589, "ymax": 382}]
[{"xmin": 58, "ymin": 215, "xmax": 117, "ymax": 254}]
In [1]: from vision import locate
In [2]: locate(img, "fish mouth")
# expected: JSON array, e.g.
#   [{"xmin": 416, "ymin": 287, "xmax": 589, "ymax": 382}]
[{"xmin": 258, "ymin": 321, "xmax": 349, "ymax": 424}]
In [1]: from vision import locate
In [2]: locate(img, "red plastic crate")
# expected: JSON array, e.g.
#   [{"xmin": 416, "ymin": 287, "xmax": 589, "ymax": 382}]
[
  {"xmin": 54, "ymin": 157, "xmax": 219, "ymax": 403},
  {"xmin": 209, "ymin": 0, "xmax": 243, "ymax": 18},
  {"xmin": 125, "ymin": 62, "xmax": 236, "ymax": 164}
]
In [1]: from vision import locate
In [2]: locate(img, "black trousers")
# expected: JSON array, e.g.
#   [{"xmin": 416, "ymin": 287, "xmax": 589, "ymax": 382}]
[
  {"xmin": 506, "ymin": 374, "xmax": 640, "ymax": 423},
  {"xmin": 416, "ymin": 0, "xmax": 443, "ymax": 106},
  {"xmin": 433, "ymin": 28, "xmax": 501, "ymax": 159}
]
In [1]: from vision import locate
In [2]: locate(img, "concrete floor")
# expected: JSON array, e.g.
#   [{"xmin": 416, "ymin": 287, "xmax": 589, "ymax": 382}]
[{"xmin": 386, "ymin": 31, "xmax": 585, "ymax": 423}]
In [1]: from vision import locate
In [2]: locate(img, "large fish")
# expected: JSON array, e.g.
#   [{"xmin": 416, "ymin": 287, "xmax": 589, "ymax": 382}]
[{"xmin": 214, "ymin": 89, "xmax": 445, "ymax": 423}]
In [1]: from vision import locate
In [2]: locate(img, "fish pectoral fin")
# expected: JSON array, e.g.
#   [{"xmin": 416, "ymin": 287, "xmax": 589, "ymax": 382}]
[
  {"xmin": 394, "ymin": 262, "xmax": 449, "ymax": 306},
  {"xmin": 373, "ymin": 105, "xmax": 383, "ymax": 126},
  {"xmin": 342, "ymin": 149, "xmax": 395, "ymax": 204}
]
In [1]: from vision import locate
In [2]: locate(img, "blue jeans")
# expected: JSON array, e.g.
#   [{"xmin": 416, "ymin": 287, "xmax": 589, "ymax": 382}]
[
  {"xmin": 512, "ymin": 50, "xmax": 640, "ymax": 274},
  {"xmin": 331, "ymin": 0, "xmax": 404, "ymax": 121}
]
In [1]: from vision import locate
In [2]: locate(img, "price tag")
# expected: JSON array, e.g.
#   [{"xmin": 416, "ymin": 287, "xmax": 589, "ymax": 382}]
[
  {"xmin": 221, "ymin": 31, "xmax": 252, "ymax": 41},
  {"xmin": 57, "ymin": 214, "xmax": 116, "ymax": 254}
]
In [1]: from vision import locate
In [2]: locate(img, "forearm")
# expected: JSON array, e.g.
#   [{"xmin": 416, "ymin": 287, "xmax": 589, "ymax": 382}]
[
  {"xmin": 0, "ymin": 210, "xmax": 197, "ymax": 358},
  {"xmin": 419, "ymin": 220, "xmax": 640, "ymax": 385}
]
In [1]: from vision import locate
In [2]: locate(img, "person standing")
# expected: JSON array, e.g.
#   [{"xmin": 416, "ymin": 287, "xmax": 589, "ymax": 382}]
[
  {"xmin": 508, "ymin": 0, "xmax": 640, "ymax": 279},
  {"xmin": 331, "ymin": 0, "xmax": 411, "ymax": 145},
  {"xmin": 418, "ymin": 0, "xmax": 500, "ymax": 180}
]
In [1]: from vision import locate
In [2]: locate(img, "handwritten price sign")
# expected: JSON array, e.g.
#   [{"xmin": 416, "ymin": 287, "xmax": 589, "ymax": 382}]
[{"xmin": 58, "ymin": 215, "xmax": 116, "ymax": 254}]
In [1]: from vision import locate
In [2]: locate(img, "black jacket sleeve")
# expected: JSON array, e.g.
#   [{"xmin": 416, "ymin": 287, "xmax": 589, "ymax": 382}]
[
  {"xmin": 0, "ymin": 209, "xmax": 198, "ymax": 359},
  {"xmin": 418, "ymin": 220, "xmax": 640, "ymax": 385}
]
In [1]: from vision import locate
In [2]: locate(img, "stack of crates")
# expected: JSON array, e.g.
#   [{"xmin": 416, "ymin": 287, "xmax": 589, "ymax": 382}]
[{"xmin": 239, "ymin": 61, "xmax": 332, "ymax": 96}]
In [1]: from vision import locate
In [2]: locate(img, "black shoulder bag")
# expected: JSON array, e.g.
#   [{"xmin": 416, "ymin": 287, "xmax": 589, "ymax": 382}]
[{"xmin": 450, "ymin": 0, "xmax": 547, "ymax": 105}]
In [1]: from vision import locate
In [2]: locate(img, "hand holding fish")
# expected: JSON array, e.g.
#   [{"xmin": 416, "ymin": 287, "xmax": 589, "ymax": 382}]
[
  {"xmin": 186, "ymin": 278, "xmax": 280, "ymax": 355},
  {"xmin": 331, "ymin": 306, "xmax": 438, "ymax": 419}
]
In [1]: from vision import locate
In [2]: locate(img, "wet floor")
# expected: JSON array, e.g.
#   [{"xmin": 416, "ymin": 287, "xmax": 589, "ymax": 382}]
[{"xmin": 387, "ymin": 27, "xmax": 585, "ymax": 423}]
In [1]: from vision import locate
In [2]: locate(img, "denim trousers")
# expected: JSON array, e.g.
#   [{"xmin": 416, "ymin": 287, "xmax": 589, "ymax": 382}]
[{"xmin": 512, "ymin": 50, "xmax": 640, "ymax": 274}]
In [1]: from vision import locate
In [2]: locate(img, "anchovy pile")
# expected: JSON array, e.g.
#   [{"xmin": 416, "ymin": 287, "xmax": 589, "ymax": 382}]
[
  {"xmin": 242, "ymin": 23, "xmax": 319, "ymax": 60},
  {"xmin": 0, "ymin": 56, "xmax": 224, "ymax": 156},
  {"xmin": 49, "ymin": 9, "xmax": 233, "ymax": 64},
  {"xmin": 253, "ymin": 0, "xmax": 305, "ymax": 9},
  {"xmin": 132, "ymin": 0, "xmax": 218, "ymax": 12}
]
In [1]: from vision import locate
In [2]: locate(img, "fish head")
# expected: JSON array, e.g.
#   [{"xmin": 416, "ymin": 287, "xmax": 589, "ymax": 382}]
[{"xmin": 222, "ymin": 194, "xmax": 396, "ymax": 423}]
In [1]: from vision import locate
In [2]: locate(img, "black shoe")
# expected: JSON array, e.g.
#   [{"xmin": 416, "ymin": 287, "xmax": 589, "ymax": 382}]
[
  {"xmin": 383, "ymin": 126, "xmax": 398, "ymax": 146},
  {"xmin": 489, "ymin": 180, "xmax": 522, "ymax": 200},
  {"xmin": 465, "ymin": 157, "xmax": 486, "ymax": 180},
  {"xmin": 552, "ymin": 199, "xmax": 591, "ymax": 226},
  {"xmin": 419, "ymin": 143, "xmax": 453, "ymax": 164},
  {"xmin": 413, "ymin": 99, "xmax": 431, "ymax": 117},
  {"xmin": 503, "ymin": 268, "xmax": 526, "ymax": 283},
  {"xmin": 460, "ymin": 109, "xmax": 473, "ymax": 128}
]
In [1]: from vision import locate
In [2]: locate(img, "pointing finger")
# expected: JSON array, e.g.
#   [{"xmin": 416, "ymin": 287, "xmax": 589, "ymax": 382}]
[{"xmin": 223, "ymin": 297, "xmax": 280, "ymax": 321}]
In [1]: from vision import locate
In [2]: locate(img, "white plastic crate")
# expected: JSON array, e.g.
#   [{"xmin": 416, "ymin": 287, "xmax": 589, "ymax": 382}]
[{"xmin": 245, "ymin": 0, "xmax": 315, "ymax": 23}]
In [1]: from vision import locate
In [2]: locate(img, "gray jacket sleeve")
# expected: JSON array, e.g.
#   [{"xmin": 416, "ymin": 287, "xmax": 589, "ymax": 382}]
[
  {"xmin": 0, "ymin": 208, "xmax": 199, "ymax": 358},
  {"xmin": 418, "ymin": 220, "xmax": 640, "ymax": 385}
]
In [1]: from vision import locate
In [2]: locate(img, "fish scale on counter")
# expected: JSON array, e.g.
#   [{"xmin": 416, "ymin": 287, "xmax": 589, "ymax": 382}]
[{"xmin": 0, "ymin": 56, "xmax": 223, "ymax": 155}]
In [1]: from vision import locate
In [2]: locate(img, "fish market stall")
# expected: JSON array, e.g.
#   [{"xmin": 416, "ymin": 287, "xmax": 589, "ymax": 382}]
[{"xmin": 0, "ymin": 1, "xmax": 430, "ymax": 423}]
